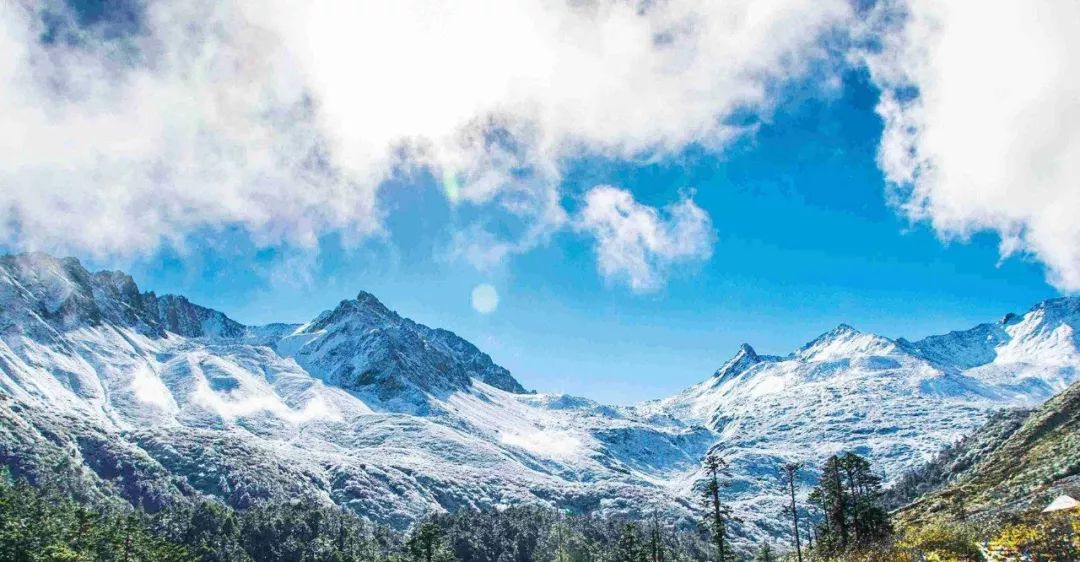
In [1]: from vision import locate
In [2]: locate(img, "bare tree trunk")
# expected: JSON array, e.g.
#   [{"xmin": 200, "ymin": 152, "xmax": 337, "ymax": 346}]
[{"xmin": 787, "ymin": 467, "xmax": 803, "ymax": 562}]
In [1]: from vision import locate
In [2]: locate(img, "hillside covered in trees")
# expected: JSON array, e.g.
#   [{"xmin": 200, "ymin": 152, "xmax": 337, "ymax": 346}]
[
  {"xmin": 899, "ymin": 380, "xmax": 1080, "ymax": 524},
  {"xmin": 0, "ymin": 450, "xmax": 924, "ymax": 561},
  {"xmin": 5, "ymin": 422, "xmax": 1080, "ymax": 562},
  {"xmin": 809, "ymin": 380, "xmax": 1080, "ymax": 561}
]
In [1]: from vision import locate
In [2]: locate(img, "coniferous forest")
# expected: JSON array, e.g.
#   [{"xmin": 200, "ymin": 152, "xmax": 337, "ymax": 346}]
[
  {"xmin": 6, "ymin": 445, "xmax": 1080, "ymax": 561},
  {"xmin": 0, "ymin": 465, "xmax": 714, "ymax": 562}
]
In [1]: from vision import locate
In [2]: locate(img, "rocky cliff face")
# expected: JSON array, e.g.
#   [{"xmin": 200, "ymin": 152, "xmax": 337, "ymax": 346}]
[
  {"xmin": 275, "ymin": 291, "xmax": 525, "ymax": 411},
  {"xmin": 0, "ymin": 253, "xmax": 246, "ymax": 339}
]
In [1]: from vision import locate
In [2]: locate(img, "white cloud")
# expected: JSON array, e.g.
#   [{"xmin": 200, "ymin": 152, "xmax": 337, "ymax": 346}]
[
  {"xmin": 577, "ymin": 186, "xmax": 713, "ymax": 291},
  {"xmin": 0, "ymin": 0, "xmax": 850, "ymax": 268},
  {"xmin": 868, "ymin": 0, "xmax": 1080, "ymax": 291},
  {"xmin": 0, "ymin": 1, "xmax": 380, "ymax": 255}
]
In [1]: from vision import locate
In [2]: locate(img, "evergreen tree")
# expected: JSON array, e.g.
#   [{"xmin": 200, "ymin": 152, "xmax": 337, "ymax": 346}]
[
  {"xmin": 699, "ymin": 451, "xmax": 734, "ymax": 562},
  {"xmin": 614, "ymin": 523, "xmax": 647, "ymax": 562},
  {"xmin": 647, "ymin": 512, "xmax": 665, "ymax": 562},
  {"xmin": 809, "ymin": 455, "xmax": 847, "ymax": 553},
  {"xmin": 778, "ymin": 462, "xmax": 803, "ymax": 562},
  {"xmin": 408, "ymin": 520, "xmax": 451, "ymax": 562},
  {"xmin": 754, "ymin": 541, "xmax": 777, "ymax": 562},
  {"xmin": 838, "ymin": 453, "xmax": 890, "ymax": 545},
  {"xmin": 808, "ymin": 452, "xmax": 891, "ymax": 557}
]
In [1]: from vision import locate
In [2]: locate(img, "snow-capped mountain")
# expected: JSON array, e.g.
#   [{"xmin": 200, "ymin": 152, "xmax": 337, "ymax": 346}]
[
  {"xmin": 0, "ymin": 253, "xmax": 710, "ymax": 528},
  {"xmin": 644, "ymin": 300, "xmax": 1079, "ymax": 542},
  {"xmin": 1, "ymin": 252, "xmax": 1078, "ymax": 548},
  {"xmin": 275, "ymin": 290, "xmax": 525, "ymax": 411}
]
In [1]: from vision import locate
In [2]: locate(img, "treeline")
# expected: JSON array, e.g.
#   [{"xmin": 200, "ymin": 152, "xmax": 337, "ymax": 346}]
[
  {"xmin": 1, "ymin": 467, "xmax": 715, "ymax": 562},
  {"xmin": 0, "ymin": 469, "xmax": 402, "ymax": 562},
  {"xmin": 0, "ymin": 470, "xmax": 192, "ymax": 561},
  {"xmin": 12, "ymin": 449, "xmax": 1074, "ymax": 562},
  {"xmin": 696, "ymin": 451, "xmax": 891, "ymax": 562},
  {"xmin": 410, "ymin": 508, "xmax": 711, "ymax": 562},
  {"xmin": 0, "ymin": 452, "xmax": 898, "ymax": 562}
]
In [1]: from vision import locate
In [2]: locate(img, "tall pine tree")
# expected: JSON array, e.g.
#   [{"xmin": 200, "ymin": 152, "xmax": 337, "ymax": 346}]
[
  {"xmin": 808, "ymin": 452, "xmax": 891, "ymax": 557},
  {"xmin": 754, "ymin": 541, "xmax": 777, "ymax": 562},
  {"xmin": 700, "ymin": 451, "xmax": 734, "ymax": 562},
  {"xmin": 779, "ymin": 462, "xmax": 804, "ymax": 562}
]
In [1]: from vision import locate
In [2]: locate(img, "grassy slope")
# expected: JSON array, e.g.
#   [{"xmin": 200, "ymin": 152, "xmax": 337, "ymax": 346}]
[{"xmin": 899, "ymin": 382, "xmax": 1080, "ymax": 525}]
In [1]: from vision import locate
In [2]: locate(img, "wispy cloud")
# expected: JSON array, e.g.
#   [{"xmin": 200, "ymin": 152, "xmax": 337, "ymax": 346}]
[
  {"xmin": 0, "ymin": 0, "xmax": 850, "ymax": 282},
  {"xmin": 868, "ymin": 0, "xmax": 1080, "ymax": 291},
  {"xmin": 577, "ymin": 186, "xmax": 713, "ymax": 292}
]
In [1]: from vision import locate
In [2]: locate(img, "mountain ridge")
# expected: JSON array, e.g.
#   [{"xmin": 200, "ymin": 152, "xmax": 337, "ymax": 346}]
[
  {"xmin": 0, "ymin": 252, "xmax": 253, "ymax": 340},
  {"xmin": 0, "ymin": 252, "xmax": 709, "ymax": 532},
  {"xmin": 1, "ymin": 251, "xmax": 1079, "ymax": 549}
]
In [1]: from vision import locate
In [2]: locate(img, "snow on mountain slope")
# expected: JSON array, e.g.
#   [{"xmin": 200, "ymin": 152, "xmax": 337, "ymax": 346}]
[
  {"xmin": 644, "ymin": 299, "xmax": 1080, "ymax": 546},
  {"xmin": 0, "ymin": 253, "xmax": 709, "ymax": 529},
  {"xmin": 2, "ymin": 252, "xmax": 1080, "ymax": 551}
]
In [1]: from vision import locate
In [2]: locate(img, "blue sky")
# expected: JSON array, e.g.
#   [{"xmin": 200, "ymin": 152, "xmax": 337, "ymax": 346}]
[
  {"xmin": 85, "ymin": 69, "xmax": 1054, "ymax": 404},
  {"xmin": 4, "ymin": 1, "xmax": 1075, "ymax": 404}
]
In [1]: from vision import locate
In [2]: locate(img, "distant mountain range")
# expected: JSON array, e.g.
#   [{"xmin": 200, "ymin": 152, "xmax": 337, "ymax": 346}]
[{"xmin": 1, "ymin": 252, "xmax": 1078, "ymax": 546}]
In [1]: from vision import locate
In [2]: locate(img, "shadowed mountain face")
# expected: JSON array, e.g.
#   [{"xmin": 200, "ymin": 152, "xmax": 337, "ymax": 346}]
[
  {"xmin": 278, "ymin": 290, "xmax": 525, "ymax": 406},
  {"xmin": 1, "ymin": 252, "xmax": 1079, "ymax": 549}
]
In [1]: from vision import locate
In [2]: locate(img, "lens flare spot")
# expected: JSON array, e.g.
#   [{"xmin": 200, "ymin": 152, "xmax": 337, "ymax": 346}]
[
  {"xmin": 471, "ymin": 284, "xmax": 498, "ymax": 314},
  {"xmin": 442, "ymin": 170, "xmax": 461, "ymax": 203}
]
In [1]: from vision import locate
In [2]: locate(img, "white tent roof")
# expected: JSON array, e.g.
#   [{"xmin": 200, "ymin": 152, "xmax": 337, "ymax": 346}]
[{"xmin": 1042, "ymin": 495, "xmax": 1080, "ymax": 513}]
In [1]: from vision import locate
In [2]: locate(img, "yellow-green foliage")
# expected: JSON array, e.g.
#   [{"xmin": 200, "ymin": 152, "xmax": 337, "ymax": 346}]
[
  {"xmin": 833, "ymin": 511, "xmax": 1080, "ymax": 562},
  {"xmin": 807, "ymin": 523, "xmax": 982, "ymax": 562},
  {"xmin": 986, "ymin": 512, "xmax": 1079, "ymax": 561},
  {"xmin": 896, "ymin": 522, "xmax": 983, "ymax": 561}
]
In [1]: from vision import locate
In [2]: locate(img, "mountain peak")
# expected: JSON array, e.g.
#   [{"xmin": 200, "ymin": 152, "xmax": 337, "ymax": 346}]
[
  {"xmin": 290, "ymin": 289, "xmax": 526, "ymax": 397},
  {"xmin": 714, "ymin": 343, "xmax": 763, "ymax": 380},
  {"xmin": 307, "ymin": 291, "xmax": 399, "ymax": 332},
  {"xmin": 355, "ymin": 290, "xmax": 386, "ymax": 307},
  {"xmin": 798, "ymin": 324, "xmax": 861, "ymax": 349},
  {"xmin": 1029, "ymin": 296, "xmax": 1080, "ymax": 321},
  {"xmin": 831, "ymin": 323, "xmax": 860, "ymax": 336},
  {"xmin": 0, "ymin": 252, "xmax": 161, "ymax": 335},
  {"xmin": 796, "ymin": 323, "xmax": 894, "ymax": 362},
  {"xmin": 148, "ymin": 294, "xmax": 247, "ymax": 338},
  {"xmin": 352, "ymin": 290, "xmax": 396, "ymax": 318}
]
